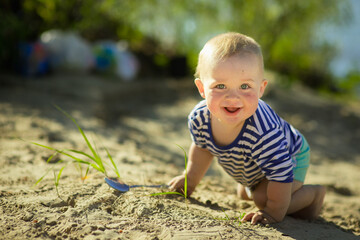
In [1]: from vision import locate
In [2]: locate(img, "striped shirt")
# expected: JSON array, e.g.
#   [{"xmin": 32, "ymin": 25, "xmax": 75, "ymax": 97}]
[{"xmin": 188, "ymin": 99, "xmax": 303, "ymax": 188}]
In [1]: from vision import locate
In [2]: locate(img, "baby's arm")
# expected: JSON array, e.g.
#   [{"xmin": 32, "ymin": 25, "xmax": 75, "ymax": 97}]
[
  {"xmin": 242, "ymin": 181, "xmax": 292, "ymax": 224},
  {"xmin": 168, "ymin": 142, "xmax": 213, "ymax": 196}
]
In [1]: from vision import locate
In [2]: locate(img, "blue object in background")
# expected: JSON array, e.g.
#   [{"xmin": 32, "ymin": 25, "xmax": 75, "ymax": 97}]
[
  {"xmin": 18, "ymin": 42, "xmax": 50, "ymax": 77},
  {"xmin": 93, "ymin": 41, "xmax": 139, "ymax": 81},
  {"xmin": 94, "ymin": 44, "xmax": 116, "ymax": 72}
]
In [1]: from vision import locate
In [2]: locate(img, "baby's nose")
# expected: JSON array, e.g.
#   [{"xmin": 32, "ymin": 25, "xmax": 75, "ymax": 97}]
[{"xmin": 225, "ymin": 89, "xmax": 240, "ymax": 99}]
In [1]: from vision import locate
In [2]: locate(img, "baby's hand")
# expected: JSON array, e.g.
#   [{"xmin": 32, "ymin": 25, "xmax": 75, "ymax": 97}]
[
  {"xmin": 241, "ymin": 210, "xmax": 277, "ymax": 225},
  {"xmin": 168, "ymin": 175, "xmax": 195, "ymax": 197}
]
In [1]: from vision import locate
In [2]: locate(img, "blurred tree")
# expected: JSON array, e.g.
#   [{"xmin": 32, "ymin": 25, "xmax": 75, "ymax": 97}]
[
  {"xmin": 0, "ymin": 0, "xmax": 37, "ymax": 72},
  {"xmin": 0, "ymin": 0, "xmax": 352, "ymax": 90},
  {"xmin": 339, "ymin": 70, "xmax": 360, "ymax": 97}
]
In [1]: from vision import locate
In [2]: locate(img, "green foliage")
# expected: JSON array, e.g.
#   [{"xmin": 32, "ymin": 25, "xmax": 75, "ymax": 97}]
[
  {"xmin": 151, "ymin": 145, "xmax": 188, "ymax": 199},
  {"xmin": 96, "ymin": 0, "xmax": 351, "ymax": 90},
  {"xmin": 0, "ymin": 0, "xmax": 352, "ymax": 89},
  {"xmin": 338, "ymin": 70, "xmax": 360, "ymax": 97},
  {"xmin": 214, "ymin": 209, "xmax": 246, "ymax": 227},
  {"xmin": 28, "ymin": 106, "xmax": 121, "ymax": 198},
  {"xmin": 54, "ymin": 166, "xmax": 66, "ymax": 200}
]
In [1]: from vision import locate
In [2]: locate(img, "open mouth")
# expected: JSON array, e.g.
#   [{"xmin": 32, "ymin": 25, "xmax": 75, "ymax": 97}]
[{"xmin": 224, "ymin": 107, "xmax": 240, "ymax": 113}]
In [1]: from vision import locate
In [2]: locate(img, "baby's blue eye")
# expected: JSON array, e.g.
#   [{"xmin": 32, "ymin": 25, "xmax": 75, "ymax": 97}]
[
  {"xmin": 241, "ymin": 84, "xmax": 249, "ymax": 90},
  {"xmin": 216, "ymin": 84, "xmax": 226, "ymax": 89}
]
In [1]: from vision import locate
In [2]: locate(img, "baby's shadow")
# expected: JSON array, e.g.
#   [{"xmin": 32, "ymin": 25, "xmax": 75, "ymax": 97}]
[{"xmin": 271, "ymin": 216, "xmax": 358, "ymax": 240}]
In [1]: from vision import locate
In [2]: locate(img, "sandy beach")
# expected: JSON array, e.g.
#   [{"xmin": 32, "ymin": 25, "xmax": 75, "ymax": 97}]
[{"xmin": 0, "ymin": 73, "xmax": 359, "ymax": 239}]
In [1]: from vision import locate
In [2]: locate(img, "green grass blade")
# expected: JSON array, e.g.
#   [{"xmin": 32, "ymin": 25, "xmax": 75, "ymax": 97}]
[
  {"xmin": 53, "ymin": 166, "xmax": 66, "ymax": 200},
  {"xmin": 222, "ymin": 208, "xmax": 230, "ymax": 220},
  {"xmin": 61, "ymin": 149, "xmax": 105, "ymax": 173},
  {"xmin": 46, "ymin": 152, "xmax": 58, "ymax": 163},
  {"xmin": 33, "ymin": 159, "xmax": 64, "ymax": 187},
  {"xmin": 29, "ymin": 141, "xmax": 57, "ymax": 151},
  {"xmin": 66, "ymin": 149, "xmax": 96, "ymax": 162},
  {"xmin": 72, "ymin": 159, "xmax": 103, "ymax": 173},
  {"xmin": 149, "ymin": 145, "xmax": 188, "ymax": 200},
  {"xmin": 237, "ymin": 212, "xmax": 246, "ymax": 226},
  {"xmin": 54, "ymin": 105, "xmax": 104, "ymax": 170},
  {"xmin": 104, "ymin": 146, "xmax": 120, "ymax": 179},
  {"xmin": 92, "ymin": 139, "xmax": 106, "ymax": 174},
  {"xmin": 84, "ymin": 165, "xmax": 90, "ymax": 180},
  {"xmin": 150, "ymin": 191, "xmax": 185, "ymax": 197},
  {"xmin": 29, "ymin": 132, "xmax": 105, "ymax": 174},
  {"xmin": 75, "ymin": 162, "xmax": 83, "ymax": 180},
  {"xmin": 33, "ymin": 166, "xmax": 54, "ymax": 187},
  {"xmin": 29, "ymin": 143, "xmax": 92, "ymax": 168},
  {"xmin": 23, "ymin": 106, "xmax": 118, "ymax": 186},
  {"xmin": 55, "ymin": 149, "xmax": 105, "ymax": 174},
  {"xmin": 56, "ymin": 166, "xmax": 66, "ymax": 185},
  {"xmin": 33, "ymin": 141, "xmax": 104, "ymax": 173},
  {"xmin": 184, "ymin": 150, "xmax": 188, "ymax": 198},
  {"xmin": 176, "ymin": 144, "xmax": 188, "ymax": 198},
  {"xmin": 27, "ymin": 142, "xmax": 85, "ymax": 164},
  {"xmin": 22, "ymin": 139, "xmax": 72, "ymax": 164},
  {"xmin": 59, "ymin": 151, "xmax": 102, "ymax": 172}
]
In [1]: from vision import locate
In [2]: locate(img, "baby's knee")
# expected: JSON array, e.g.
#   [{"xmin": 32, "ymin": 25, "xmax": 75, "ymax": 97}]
[{"xmin": 314, "ymin": 185, "xmax": 326, "ymax": 197}]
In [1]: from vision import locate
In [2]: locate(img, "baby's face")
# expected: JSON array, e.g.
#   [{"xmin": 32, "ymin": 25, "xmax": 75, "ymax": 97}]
[{"xmin": 195, "ymin": 54, "xmax": 267, "ymax": 127}]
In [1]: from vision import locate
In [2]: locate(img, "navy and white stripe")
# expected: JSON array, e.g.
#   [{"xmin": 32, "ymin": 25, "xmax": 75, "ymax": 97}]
[{"xmin": 188, "ymin": 100, "xmax": 303, "ymax": 188}]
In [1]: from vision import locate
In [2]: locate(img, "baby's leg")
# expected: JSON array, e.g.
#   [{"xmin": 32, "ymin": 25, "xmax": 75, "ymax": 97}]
[
  {"xmin": 287, "ymin": 184, "xmax": 326, "ymax": 219},
  {"xmin": 239, "ymin": 179, "xmax": 326, "ymax": 220}
]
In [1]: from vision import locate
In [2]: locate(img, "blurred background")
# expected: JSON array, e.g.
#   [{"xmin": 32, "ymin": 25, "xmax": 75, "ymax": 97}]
[
  {"xmin": 0, "ymin": 0, "xmax": 359, "ymax": 97},
  {"xmin": 2, "ymin": 2, "xmax": 360, "ymax": 239}
]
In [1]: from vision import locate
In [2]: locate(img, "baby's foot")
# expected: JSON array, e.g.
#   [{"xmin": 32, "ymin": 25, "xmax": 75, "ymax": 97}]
[
  {"xmin": 308, "ymin": 185, "xmax": 326, "ymax": 219},
  {"xmin": 292, "ymin": 185, "xmax": 326, "ymax": 220}
]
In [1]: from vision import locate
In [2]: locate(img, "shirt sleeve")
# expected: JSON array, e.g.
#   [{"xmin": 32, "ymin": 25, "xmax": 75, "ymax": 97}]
[
  {"xmin": 252, "ymin": 127, "xmax": 294, "ymax": 183},
  {"xmin": 188, "ymin": 111, "xmax": 207, "ymax": 149}
]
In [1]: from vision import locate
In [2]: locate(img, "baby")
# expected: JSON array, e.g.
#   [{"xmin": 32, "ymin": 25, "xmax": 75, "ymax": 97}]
[{"xmin": 169, "ymin": 32, "xmax": 326, "ymax": 224}]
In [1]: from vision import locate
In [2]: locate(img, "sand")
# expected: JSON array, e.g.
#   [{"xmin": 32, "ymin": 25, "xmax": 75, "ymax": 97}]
[{"xmin": 0, "ymin": 73, "xmax": 359, "ymax": 239}]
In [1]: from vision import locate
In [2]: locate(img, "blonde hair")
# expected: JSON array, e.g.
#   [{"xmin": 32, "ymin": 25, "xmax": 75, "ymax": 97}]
[{"xmin": 195, "ymin": 32, "xmax": 263, "ymax": 78}]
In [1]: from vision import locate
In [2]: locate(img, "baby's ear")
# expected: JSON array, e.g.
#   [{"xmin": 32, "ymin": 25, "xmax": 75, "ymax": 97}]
[
  {"xmin": 259, "ymin": 79, "xmax": 268, "ymax": 98},
  {"xmin": 194, "ymin": 78, "xmax": 205, "ymax": 98}
]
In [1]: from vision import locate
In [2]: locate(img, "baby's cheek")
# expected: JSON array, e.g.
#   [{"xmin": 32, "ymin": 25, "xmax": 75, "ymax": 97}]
[
  {"xmin": 241, "ymin": 90, "xmax": 258, "ymax": 98},
  {"xmin": 207, "ymin": 102, "xmax": 218, "ymax": 115},
  {"xmin": 243, "ymin": 92, "xmax": 260, "ymax": 103},
  {"xmin": 206, "ymin": 97, "xmax": 220, "ymax": 112}
]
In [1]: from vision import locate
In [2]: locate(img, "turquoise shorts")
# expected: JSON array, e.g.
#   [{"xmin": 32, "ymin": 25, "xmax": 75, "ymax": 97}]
[
  {"xmin": 244, "ymin": 136, "xmax": 310, "ymax": 199},
  {"xmin": 293, "ymin": 135, "xmax": 310, "ymax": 182}
]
